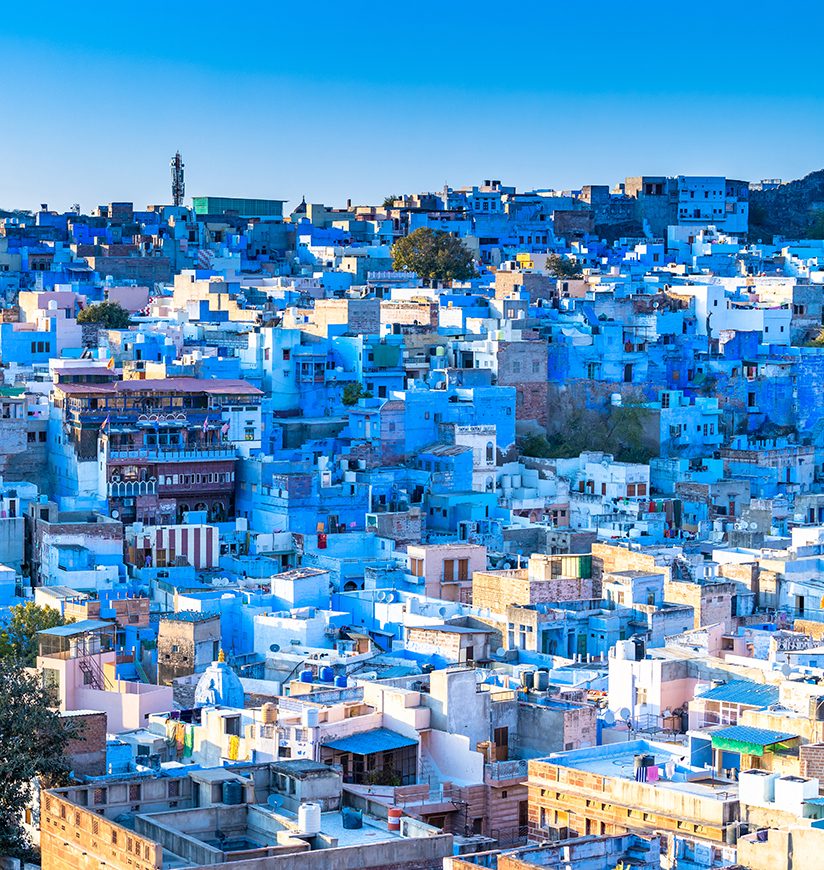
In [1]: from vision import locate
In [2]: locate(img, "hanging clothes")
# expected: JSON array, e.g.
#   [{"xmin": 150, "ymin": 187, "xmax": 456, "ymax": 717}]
[
  {"xmin": 175, "ymin": 722, "xmax": 185, "ymax": 753},
  {"xmin": 228, "ymin": 735, "xmax": 240, "ymax": 761},
  {"xmin": 183, "ymin": 725, "xmax": 194, "ymax": 758}
]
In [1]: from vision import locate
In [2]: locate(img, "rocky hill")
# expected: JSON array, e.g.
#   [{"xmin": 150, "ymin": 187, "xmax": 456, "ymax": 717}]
[{"xmin": 749, "ymin": 169, "xmax": 824, "ymax": 241}]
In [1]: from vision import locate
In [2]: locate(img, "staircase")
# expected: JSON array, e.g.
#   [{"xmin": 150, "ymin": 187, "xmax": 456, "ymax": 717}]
[
  {"xmin": 134, "ymin": 658, "xmax": 151, "ymax": 684},
  {"xmin": 78, "ymin": 653, "xmax": 110, "ymax": 690},
  {"xmin": 419, "ymin": 752, "xmax": 443, "ymax": 800}
]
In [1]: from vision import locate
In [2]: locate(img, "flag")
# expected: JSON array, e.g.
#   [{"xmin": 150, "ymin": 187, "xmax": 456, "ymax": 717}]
[
  {"xmin": 101, "ymin": 414, "xmax": 110, "ymax": 432},
  {"xmin": 221, "ymin": 421, "xmax": 230, "ymax": 436},
  {"xmin": 106, "ymin": 357, "xmax": 115, "ymax": 370},
  {"xmin": 202, "ymin": 416, "xmax": 209, "ymax": 434}
]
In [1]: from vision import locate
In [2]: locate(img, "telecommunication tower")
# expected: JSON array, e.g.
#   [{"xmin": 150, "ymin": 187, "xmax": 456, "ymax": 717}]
[{"xmin": 171, "ymin": 151, "xmax": 185, "ymax": 207}]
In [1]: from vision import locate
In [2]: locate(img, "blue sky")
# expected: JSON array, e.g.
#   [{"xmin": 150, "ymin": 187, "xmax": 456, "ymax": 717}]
[{"xmin": 1, "ymin": 1, "xmax": 822, "ymax": 211}]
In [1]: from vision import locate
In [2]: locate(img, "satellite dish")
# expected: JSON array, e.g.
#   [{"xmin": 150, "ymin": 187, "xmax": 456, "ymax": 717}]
[
  {"xmin": 603, "ymin": 710, "xmax": 616, "ymax": 726},
  {"xmin": 377, "ymin": 591, "xmax": 387, "ymax": 602},
  {"xmin": 619, "ymin": 707, "xmax": 631, "ymax": 721},
  {"xmin": 781, "ymin": 662, "xmax": 792, "ymax": 677},
  {"xmin": 438, "ymin": 606, "xmax": 447, "ymax": 617},
  {"xmin": 269, "ymin": 643, "xmax": 280, "ymax": 653},
  {"xmin": 749, "ymin": 522, "xmax": 758, "ymax": 531},
  {"xmin": 495, "ymin": 647, "xmax": 505, "ymax": 657},
  {"xmin": 111, "ymin": 509, "xmax": 120, "ymax": 519}
]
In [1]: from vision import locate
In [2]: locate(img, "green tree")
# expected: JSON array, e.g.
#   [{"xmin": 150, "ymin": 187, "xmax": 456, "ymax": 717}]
[
  {"xmin": 77, "ymin": 300, "xmax": 132, "ymax": 328},
  {"xmin": 382, "ymin": 195, "xmax": 399, "ymax": 209},
  {"xmin": 0, "ymin": 603, "xmax": 70, "ymax": 667},
  {"xmin": 520, "ymin": 432, "xmax": 554, "ymax": 458},
  {"xmin": 0, "ymin": 659, "xmax": 77, "ymax": 857},
  {"xmin": 807, "ymin": 209, "xmax": 824, "ymax": 239},
  {"xmin": 545, "ymin": 253, "xmax": 583, "ymax": 278},
  {"xmin": 392, "ymin": 228, "xmax": 475, "ymax": 283},
  {"xmin": 342, "ymin": 382, "xmax": 373, "ymax": 406}
]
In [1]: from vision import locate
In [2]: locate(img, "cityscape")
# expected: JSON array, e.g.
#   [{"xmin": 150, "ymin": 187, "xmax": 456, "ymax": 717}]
[
  {"xmin": 3, "ymin": 4, "xmax": 824, "ymax": 862},
  {"xmin": 0, "ymin": 158, "xmax": 824, "ymax": 870}
]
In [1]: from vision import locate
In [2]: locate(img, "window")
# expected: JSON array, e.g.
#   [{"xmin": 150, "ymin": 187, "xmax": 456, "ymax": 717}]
[
  {"xmin": 129, "ymin": 784, "xmax": 141, "ymax": 802},
  {"xmin": 225, "ymin": 715, "xmax": 241, "ymax": 736},
  {"xmin": 93, "ymin": 788, "xmax": 107, "ymax": 806},
  {"xmin": 282, "ymin": 349, "xmax": 291, "ymax": 361}
]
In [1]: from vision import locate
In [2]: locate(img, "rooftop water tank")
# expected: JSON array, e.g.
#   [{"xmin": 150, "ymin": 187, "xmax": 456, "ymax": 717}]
[
  {"xmin": 319, "ymin": 666, "xmax": 335, "ymax": 683},
  {"xmin": 222, "ymin": 779, "xmax": 243, "ymax": 805},
  {"xmin": 535, "ymin": 670, "xmax": 549, "ymax": 692},
  {"xmin": 261, "ymin": 703, "xmax": 277, "ymax": 724},
  {"xmin": 341, "ymin": 806, "xmax": 363, "ymax": 829},
  {"xmin": 298, "ymin": 802, "xmax": 322, "ymax": 834},
  {"xmin": 334, "ymin": 674, "xmax": 348, "ymax": 688},
  {"xmin": 302, "ymin": 707, "xmax": 319, "ymax": 728},
  {"xmin": 299, "ymin": 669, "xmax": 314, "ymax": 684}
]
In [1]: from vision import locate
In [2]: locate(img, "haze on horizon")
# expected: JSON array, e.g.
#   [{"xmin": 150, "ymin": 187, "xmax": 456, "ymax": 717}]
[{"xmin": 1, "ymin": 0, "xmax": 822, "ymax": 212}]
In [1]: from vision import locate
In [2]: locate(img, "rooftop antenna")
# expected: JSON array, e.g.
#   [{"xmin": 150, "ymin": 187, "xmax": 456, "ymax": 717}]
[{"xmin": 171, "ymin": 150, "xmax": 185, "ymax": 207}]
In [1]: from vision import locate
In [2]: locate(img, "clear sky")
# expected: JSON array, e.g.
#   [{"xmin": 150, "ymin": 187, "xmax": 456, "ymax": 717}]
[{"xmin": 1, "ymin": 1, "xmax": 822, "ymax": 212}]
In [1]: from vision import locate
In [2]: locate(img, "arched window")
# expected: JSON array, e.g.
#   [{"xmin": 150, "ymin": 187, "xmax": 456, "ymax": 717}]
[{"xmin": 486, "ymin": 441, "xmax": 494, "ymax": 463}]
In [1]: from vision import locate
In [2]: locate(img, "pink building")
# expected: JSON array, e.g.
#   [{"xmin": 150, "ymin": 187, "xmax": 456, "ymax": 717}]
[
  {"xmin": 107, "ymin": 285, "xmax": 151, "ymax": 313},
  {"xmin": 37, "ymin": 620, "xmax": 173, "ymax": 734},
  {"xmin": 406, "ymin": 543, "xmax": 487, "ymax": 602}
]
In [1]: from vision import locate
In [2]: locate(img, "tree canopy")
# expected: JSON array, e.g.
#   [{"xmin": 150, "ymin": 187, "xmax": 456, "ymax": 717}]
[
  {"xmin": 392, "ymin": 228, "xmax": 475, "ymax": 283},
  {"xmin": 545, "ymin": 253, "xmax": 583, "ymax": 278},
  {"xmin": 0, "ymin": 603, "xmax": 70, "ymax": 667},
  {"xmin": 342, "ymin": 382, "xmax": 373, "ymax": 406},
  {"xmin": 0, "ymin": 659, "xmax": 77, "ymax": 857},
  {"xmin": 77, "ymin": 300, "xmax": 132, "ymax": 328}
]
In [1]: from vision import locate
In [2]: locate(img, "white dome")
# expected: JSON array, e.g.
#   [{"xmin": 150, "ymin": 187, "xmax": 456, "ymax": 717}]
[{"xmin": 193, "ymin": 653, "xmax": 244, "ymax": 708}]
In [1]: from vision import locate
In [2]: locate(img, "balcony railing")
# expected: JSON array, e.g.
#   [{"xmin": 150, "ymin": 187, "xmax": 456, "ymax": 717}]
[
  {"xmin": 108, "ymin": 446, "xmax": 236, "ymax": 461},
  {"xmin": 484, "ymin": 759, "xmax": 529, "ymax": 782},
  {"xmin": 108, "ymin": 481, "xmax": 157, "ymax": 497}
]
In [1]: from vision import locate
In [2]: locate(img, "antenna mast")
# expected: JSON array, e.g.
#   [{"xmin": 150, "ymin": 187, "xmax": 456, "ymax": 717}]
[{"xmin": 171, "ymin": 151, "xmax": 185, "ymax": 207}]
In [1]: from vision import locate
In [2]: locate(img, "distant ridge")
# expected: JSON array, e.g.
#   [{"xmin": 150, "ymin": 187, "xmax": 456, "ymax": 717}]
[{"xmin": 749, "ymin": 169, "xmax": 824, "ymax": 241}]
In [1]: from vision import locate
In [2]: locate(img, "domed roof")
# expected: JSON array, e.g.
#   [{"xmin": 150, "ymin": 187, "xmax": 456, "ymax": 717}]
[{"xmin": 194, "ymin": 650, "xmax": 245, "ymax": 708}]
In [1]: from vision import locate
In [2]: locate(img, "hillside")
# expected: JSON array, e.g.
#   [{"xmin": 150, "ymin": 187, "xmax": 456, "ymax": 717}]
[{"xmin": 749, "ymin": 169, "xmax": 824, "ymax": 241}]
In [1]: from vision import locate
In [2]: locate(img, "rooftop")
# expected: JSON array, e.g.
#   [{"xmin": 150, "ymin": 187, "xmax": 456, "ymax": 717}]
[
  {"xmin": 38, "ymin": 619, "xmax": 114, "ymax": 637},
  {"xmin": 323, "ymin": 727, "xmax": 418, "ymax": 755},
  {"xmin": 56, "ymin": 378, "xmax": 262, "ymax": 397},
  {"xmin": 696, "ymin": 679, "xmax": 779, "ymax": 707},
  {"xmin": 537, "ymin": 739, "xmax": 738, "ymax": 800}
]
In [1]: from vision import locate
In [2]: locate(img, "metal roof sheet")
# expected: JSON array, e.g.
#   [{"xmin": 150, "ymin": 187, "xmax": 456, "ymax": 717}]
[
  {"xmin": 322, "ymin": 727, "xmax": 418, "ymax": 755},
  {"xmin": 696, "ymin": 680, "xmax": 778, "ymax": 708},
  {"xmin": 711, "ymin": 725, "xmax": 796, "ymax": 747}
]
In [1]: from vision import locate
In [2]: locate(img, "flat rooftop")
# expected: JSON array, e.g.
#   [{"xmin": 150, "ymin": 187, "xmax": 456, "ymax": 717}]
[{"xmin": 538, "ymin": 739, "xmax": 738, "ymax": 801}]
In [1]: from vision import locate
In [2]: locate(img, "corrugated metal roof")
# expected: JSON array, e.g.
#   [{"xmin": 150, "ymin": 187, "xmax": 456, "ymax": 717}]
[
  {"xmin": 38, "ymin": 619, "xmax": 113, "ymax": 637},
  {"xmin": 322, "ymin": 727, "xmax": 418, "ymax": 755},
  {"xmin": 711, "ymin": 725, "xmax": 796, "ymax": 747},
  {"xmin": 696, "ymin": 680, "xmax": 778, "ymax": 707}
]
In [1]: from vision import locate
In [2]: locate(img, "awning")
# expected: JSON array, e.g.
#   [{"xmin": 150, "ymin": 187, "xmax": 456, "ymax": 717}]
[
  {"xmin": 711, "ymin": 725, "xmax": 797, "ymax": 756},
  {"xmin": 323, "ymin": 728, "xmax": 418, "ymax": 756}
]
